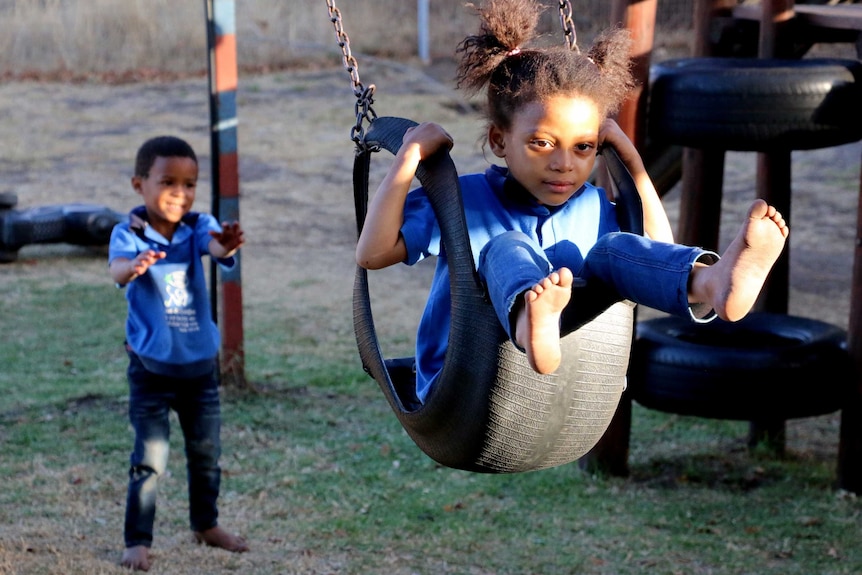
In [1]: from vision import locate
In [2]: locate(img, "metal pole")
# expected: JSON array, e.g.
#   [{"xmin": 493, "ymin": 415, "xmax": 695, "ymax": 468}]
[
  {"xmin": 205, "ymin": 0, "xmax": 246, "ymax": 387},
  {"xmin": 417, "ymin": 0, "xmax": 430, "ymax": 65}
]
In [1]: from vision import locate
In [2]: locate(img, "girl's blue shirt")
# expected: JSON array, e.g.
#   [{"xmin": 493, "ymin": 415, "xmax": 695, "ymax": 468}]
[{"xmin": 400, "ymin": 164, "xmax": 619, "ymax": 402}]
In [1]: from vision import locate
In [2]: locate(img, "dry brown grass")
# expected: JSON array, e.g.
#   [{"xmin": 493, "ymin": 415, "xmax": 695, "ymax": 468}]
[{"xmin": 0, "ymin": 0, "xmax": 697, "ymax": 78}]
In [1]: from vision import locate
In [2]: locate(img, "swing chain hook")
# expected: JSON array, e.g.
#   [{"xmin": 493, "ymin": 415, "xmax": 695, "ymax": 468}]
[
  {"xmin": 558, "ymin": 0, "xmax": 580, "ymax": 53},
  {"xmin": 326, "ymin": 0, "xmax": 377, "ymax": 146}
]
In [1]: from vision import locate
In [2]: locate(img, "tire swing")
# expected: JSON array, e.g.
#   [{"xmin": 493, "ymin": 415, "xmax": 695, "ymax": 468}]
[
  {"xmin": 626, "ymin": 56, "xmax": 862, "ymax": 428},
  {"xmin": 327, "ymin": 0, "xmax": 643, "ymax": 473}
]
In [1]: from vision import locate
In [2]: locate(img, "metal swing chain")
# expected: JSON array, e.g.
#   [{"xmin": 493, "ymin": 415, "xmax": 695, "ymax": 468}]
[
  {"xmin": 325, "ymin": 0, "xmax": 377, "ymax": 146},
  {"xmin": 326, "ymin": 0, "xmax": 576, "ymax": 144},
  {"xmin": 558, "ymin": 0, "xmax": 580, "ymax": 53}
]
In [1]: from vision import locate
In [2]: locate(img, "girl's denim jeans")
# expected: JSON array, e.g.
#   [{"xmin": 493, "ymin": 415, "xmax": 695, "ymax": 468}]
[
  {"xmin": 478, "ymin": 230, "xmax": 718, "ymax": 343},
  {"xmin": 124, "ymin": 351, "xmax": 222, "ymax": 548}
]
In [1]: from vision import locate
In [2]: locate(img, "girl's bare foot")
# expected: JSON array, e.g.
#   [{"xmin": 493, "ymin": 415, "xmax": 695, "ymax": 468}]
[
  {"xmin": 194, "ymin": 525, "xmax": 249, "ymax": 553},
  {"xmin": 120, "ymin": 545, "xmax": 151, "ymax": 571},
  {"xmin": 515, "ymin": 267, "xmax": 574, "ymax": 374},
  {"xmin": 691, "ymin": 199, "xmax": 789, "ymax": 322}
]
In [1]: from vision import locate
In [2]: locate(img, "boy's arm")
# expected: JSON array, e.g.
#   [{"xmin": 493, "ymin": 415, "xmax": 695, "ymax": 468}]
[
  {"xmin": 356, "ymin": 122, "xmax": 453, "ymax": 270},
  {"xmin": 208, "ymin": 221, "xmax": 245, "ymax": 259},
  {"xmin": 599, "ymin": 119, "xmax": 674, "ymax": 244},
  {"xmin": 109, "ymin": 250, "xmax": 165, "ymax": 286}
]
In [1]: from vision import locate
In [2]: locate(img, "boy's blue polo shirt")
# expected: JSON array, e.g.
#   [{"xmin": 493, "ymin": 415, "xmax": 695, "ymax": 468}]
[{"xmin": 109, "ymin": 207, "xmax": 235, "ymax": 378}]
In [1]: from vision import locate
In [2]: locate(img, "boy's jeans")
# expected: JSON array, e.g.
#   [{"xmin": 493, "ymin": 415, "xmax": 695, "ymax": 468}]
[
  {"xmin": 124, "ymin": 351, "xmax": 222, "ymax": 548},
  {"xmin": 478, "ymin": 230, "xmax": 718, "ymax": 342}
]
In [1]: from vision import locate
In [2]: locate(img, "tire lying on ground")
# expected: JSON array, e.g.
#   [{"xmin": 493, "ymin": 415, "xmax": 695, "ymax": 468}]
[
  {"xmin": 0, "ymin": 192, "xmax": 17, "ymax": 210},
  {"xmin": 0, "ymin": 202, "xmax": 124, "ymax": 263}
]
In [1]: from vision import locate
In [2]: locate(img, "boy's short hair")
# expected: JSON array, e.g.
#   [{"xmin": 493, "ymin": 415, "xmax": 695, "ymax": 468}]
[{"xmin": 134, "ymin": 135, "xmax": 197, "ymax": 178}]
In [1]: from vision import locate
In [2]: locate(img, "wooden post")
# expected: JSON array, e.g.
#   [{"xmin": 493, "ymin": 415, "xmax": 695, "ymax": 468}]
[
  {"xmin": 746, "ymin": 0, "xmax": 795, "ymax": 450},
  {"xmin": 838, "ymin": 145, "xmax": 862, "ymax": 494},
  {"xmin": 755, "ymin": 0, "xmax": 795, "ymax": 316},
  {"xmin": 205, "ymin": 0, "xmax": 246, "ymax": 388},
  {"xmin": 759, "ymin": 0, "xmax": 796, "ymax": 59},
  {"xmin": 677, "ymin": 0, "xmax": 736, "ymax": 251},
  {"xmin": 580, "ymin": 0, "xmax": 658, "ymax": 477},
  {"xmin": 610, "ymin": 0, "xmax": 656, "ymax": 149}
]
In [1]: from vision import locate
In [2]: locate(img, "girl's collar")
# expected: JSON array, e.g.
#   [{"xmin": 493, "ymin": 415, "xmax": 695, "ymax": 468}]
[
  {"xmin": 503, "ymin": 172, "xmax": 565, "ymax": 214},
  {"xmin": 503, "ymin": 173, "xmax": 536, "ymax": 206}
]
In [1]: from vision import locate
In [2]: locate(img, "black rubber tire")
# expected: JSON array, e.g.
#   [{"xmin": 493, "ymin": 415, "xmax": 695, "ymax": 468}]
[
  {"xmin": 355, "ymin": 117, "xmax": 638, "ymax": 473},
  {"xmin": 0, "ymin": 249, "xmax": 18, "ymax": 263},
  {"xmin": 0, "ymin": 203, "xmax": 123, "ymax": 251},
  {"xmin": 1, "ymin": 205, "xmax": 69, "ymax": 250},
  {"xmin": 648, "ymin": 57, "xmax": 862, "ymax": 151},
  {"xmin": 0, "ymin": 192, "xmax": 17, "ymax": 210},
  {"xmin": 628, "ymin": 313, "xmax": 854, "ymax": 420}
]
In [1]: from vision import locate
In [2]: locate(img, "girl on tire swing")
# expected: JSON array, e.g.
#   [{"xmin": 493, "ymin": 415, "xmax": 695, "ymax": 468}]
[{"xmin": 356, "ymin": 0, "xmax": 789, "ymax": 405}]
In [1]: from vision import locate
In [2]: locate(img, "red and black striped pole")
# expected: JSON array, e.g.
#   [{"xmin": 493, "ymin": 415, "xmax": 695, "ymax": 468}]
[{"xmin": 205, "ymin": 0, "xmax": 245, "ymax": 387}]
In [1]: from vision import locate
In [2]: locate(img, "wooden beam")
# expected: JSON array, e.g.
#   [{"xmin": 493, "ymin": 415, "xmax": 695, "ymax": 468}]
[{"xmin": 735, "ymin": 3, "xmax": 862, "ymax": 32}]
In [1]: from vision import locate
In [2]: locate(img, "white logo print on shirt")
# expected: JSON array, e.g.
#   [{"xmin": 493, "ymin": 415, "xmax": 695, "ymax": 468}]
[{"xmin": 151, "ymin": 264, "xmax": 201, "ymax": 334}]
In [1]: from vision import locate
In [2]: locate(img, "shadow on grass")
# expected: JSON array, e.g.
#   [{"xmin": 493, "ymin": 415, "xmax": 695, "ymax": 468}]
[{"xmin": 628, "ymin": 446, "xmax": 837, "ymax": 493}]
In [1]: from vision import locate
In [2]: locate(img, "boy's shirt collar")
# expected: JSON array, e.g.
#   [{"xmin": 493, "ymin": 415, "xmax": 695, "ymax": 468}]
[{"xmin": 129, "ymin": 205, "xmax": 195, "ymax": 247}]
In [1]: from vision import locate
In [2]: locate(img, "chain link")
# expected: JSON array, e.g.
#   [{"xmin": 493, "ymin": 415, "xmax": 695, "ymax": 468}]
[
  {"xmin": 325, "ymin": 0, "xmax": 377, "ymax": 145},
  {"xmin": 558, "ymin": 0, "xmax": 580, "ymax": 53}
]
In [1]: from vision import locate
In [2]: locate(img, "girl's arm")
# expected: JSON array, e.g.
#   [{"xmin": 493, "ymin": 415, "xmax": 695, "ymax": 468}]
[
  {"xmin": 356, "ymin": 122, "xmax": 453, "ymax": 270},
  {"xmin": 599, "ymin": 119, "xmax": 674, "ymax": 244}
]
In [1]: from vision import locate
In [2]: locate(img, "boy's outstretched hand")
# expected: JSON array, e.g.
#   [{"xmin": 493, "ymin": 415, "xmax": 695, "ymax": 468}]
[
  {"xmin": 110, "ymin": 249, "xmax": 166, "ymax": 286},
  {"xmin": 209, "ymin": 221, "xmax": 245, "ymax": 258},
  {"xmin": 132, "ymin": 249, "xmax": 167, "ymax": 275}
]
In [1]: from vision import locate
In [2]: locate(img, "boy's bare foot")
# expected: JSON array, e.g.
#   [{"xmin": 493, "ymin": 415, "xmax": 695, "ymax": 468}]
[
  {"xmin": 194, "ymin": 525, "xmax": 249, "ymax": 553},
  {"xmin": 515, "ymin": 267, "xmax": 574, "ymax": 374},
  {"xmin": 691, "ymin": 199, "xmax": 789, "ymax": 322},
  {"xmin": 120, "ymin": 545, "xmax": 151, "ymax": 571}
]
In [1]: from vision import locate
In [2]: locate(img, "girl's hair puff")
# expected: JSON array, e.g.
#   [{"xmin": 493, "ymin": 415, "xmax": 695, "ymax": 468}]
[{"xmin": 455, "ymin": 0, "xmax": 636, "ymax": 131}]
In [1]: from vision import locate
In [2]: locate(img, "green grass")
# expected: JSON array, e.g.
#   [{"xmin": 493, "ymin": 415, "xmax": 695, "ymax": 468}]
[
  {"xmin": 1, "ymin": 260, "xmax": 860, "ymax": 574},
  {"xmin": 0, "ymin": 281, "xmax": 128, "ymax": 407}
]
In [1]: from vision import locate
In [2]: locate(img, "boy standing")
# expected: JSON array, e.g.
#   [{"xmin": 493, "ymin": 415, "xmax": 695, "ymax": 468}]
[{"xmin": 109, "ymin": 135, "xmax": 248, "ymax": 571}]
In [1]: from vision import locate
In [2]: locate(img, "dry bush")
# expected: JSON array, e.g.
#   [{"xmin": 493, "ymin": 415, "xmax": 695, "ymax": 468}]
[{"xmin": 0, "ymin": 0, "xmax": 209, "ymax": 74}]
